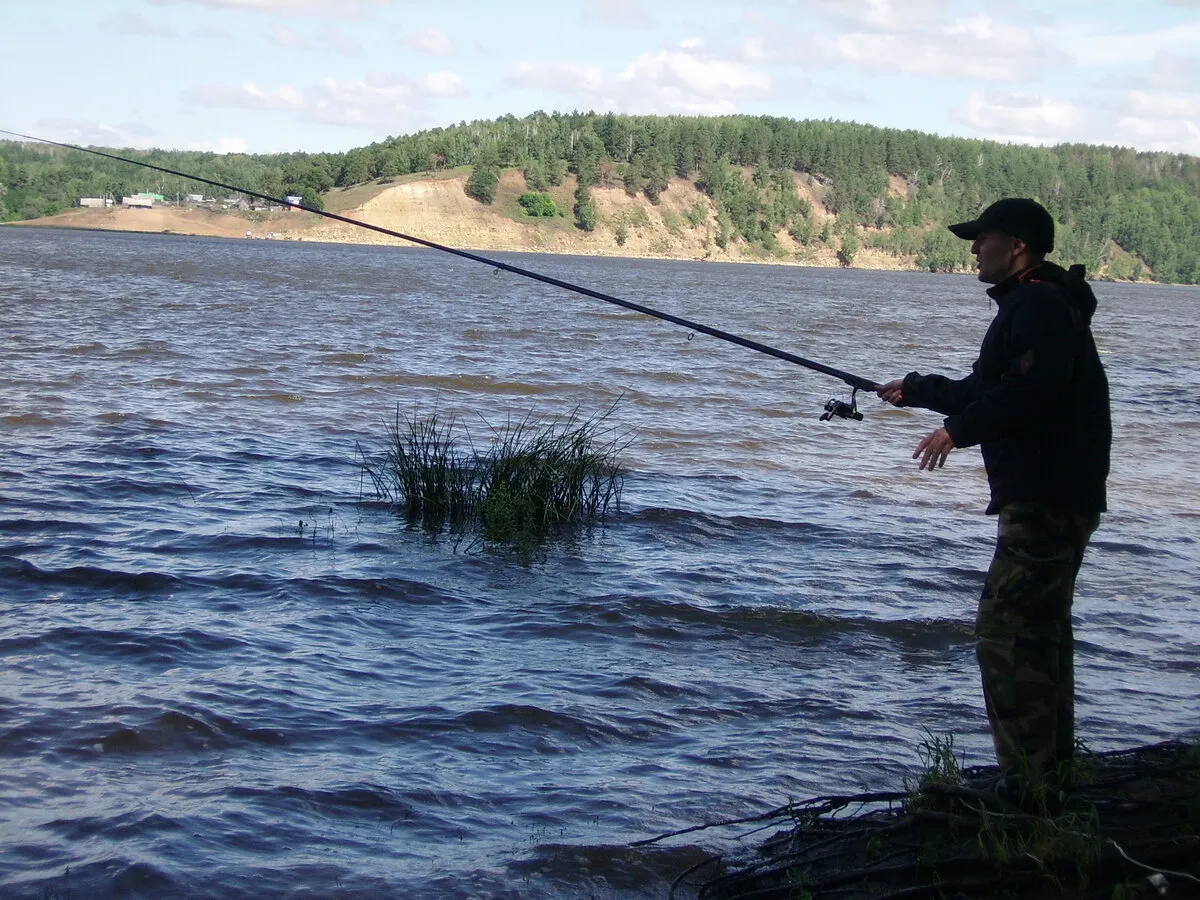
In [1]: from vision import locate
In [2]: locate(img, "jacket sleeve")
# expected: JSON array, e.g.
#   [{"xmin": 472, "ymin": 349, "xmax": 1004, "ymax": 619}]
[
  {"xmin": 942, "ymin": 288, "xmax": 1077, "ymax": 448},
  {"xmin": 901, "ymin": 367, "xmax": 979, "ymax": 416}
]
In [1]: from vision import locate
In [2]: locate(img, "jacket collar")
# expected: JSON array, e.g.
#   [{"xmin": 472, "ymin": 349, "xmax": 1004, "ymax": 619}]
[{"xmin": 986, "ymin": 261, "xmax": 1057, "ymax": 303}]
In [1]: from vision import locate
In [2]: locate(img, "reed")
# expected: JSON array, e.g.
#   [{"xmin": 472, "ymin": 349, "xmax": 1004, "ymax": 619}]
[{"xmin": 359, "ymin": 403, "xmax": 628, "ymax": 546}]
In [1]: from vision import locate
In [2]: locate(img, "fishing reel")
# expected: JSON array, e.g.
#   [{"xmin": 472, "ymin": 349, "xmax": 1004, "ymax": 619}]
[{"xmin": 820, "ymin": 388, "xmax": 863, "ymax": 422}]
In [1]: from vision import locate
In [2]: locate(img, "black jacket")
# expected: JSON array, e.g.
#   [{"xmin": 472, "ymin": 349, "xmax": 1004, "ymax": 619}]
[{"xmin": 900, "ymin": 262, "xmax": 1111, "ymax": 515}]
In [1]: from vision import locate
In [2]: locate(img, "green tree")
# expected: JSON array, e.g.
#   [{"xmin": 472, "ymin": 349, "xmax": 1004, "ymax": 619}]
[
  {"xmin": 379, "ymin": 148, "xmax": 408, "ymax": 178},
  {"xmin": 465, "ymin": 163, "xmax": 499, "ymax": 204},
  {"xmin": 518, "ymin": 191, "xmax": 557, "ymax": 217},
  {"xmin": 337, "ymin": 150, "xmax": 372, "ymax": 186},
  {"xmin": 714, "ymin": 209, "xmax": 733, "ymax": 249},
  {"xmin": 837, "ymin": 229, "xmax": 860, "ymax": 266},
  {"xmin": 523, "ymin": 159, "xmax": 550, "ymax": 191},
  {"xmin": 621, "ymin": 164, "xmax": 643, "ymax": 197},
  {"xmin": 569, "ymin": 127, "xmax": 605, "ymax": 187},
  {"xmin": 916, "ymin": 226, "xmax": 969, "ymax": 272},
  {"xmin": 299, "ymin": 188, "xmax": 324, "ymax": 211},
  {"xmin": 573, "ymin": 185, "xmax": 597, "ymax": 231},
  {"xmin": 635, "ymin": 148, "xmax": 671, "ymax": 203},
  {"xmin": 788, "ymin": 215, "xmax": 812, "ymax": 245}
]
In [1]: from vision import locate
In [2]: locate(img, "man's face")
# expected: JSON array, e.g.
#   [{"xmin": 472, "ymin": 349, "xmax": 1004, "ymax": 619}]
[{"xmin": 970, "ymin": 230, "xmax": 1023, "ymax": 284}]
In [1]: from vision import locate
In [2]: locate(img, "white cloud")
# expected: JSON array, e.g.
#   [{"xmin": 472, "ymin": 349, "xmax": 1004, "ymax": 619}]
[
  {"xmin": 616, "ymin": 48, "xmax": 770, "ymax": 111},
  {"xmin": 404, "ymin": 28, "xmax": 455, "ymax": 56},
  {"xmin": 952, "ymin": 78, "xmax": 1200, "ymax": 155},
  {"xmin": 1111, "ymin": 116, "xmax": 1200, "ymax": 154},
  {"xmin": 751, "ymin": 12, "xmax": 1058, "ymax": 81},
  {"xmin": 506, "ymin": 43, "xmax": 769, "ymax": 115},
  {"xmin": 302, "ymin": 75, "xmax": 432, "ymax": 126},
  {"xmin": 953, "ymin": 89, "xmax": 1088, "ymax": 143},
  {"xmin": 182, "ymin": 72, "xmax": 461, "ymax": 130},
  {"xmin": 35, "ymin": 118, "xmax": 160, "ymax": 150},
  {"xmin": 1052, "ymin": 20, "xmax": 1200, "ymax": 66},
  {"xmin": 582, "ymin": 0, "xmax": 653, "ymax": 28},
  {"xmin": 800, "ymin": 0, "xmax": 950, "ymax": 33},
  {"xmin": 741, "ymin": 36, "xmax": 771, "ymax": 63},
  {"xmin": 269, "ymin": 26, "xmax": 309, "ymax": 49},
  {"xmin": 1133, "ymin": 52, "xmax": 1200, "ymax": 92},
  {"xmin": 153, "ymin": 0, "xmax": 391, "ymax": 17},
  {"xmin": 264, "ymin": 23, "xmax": 362, "ymax": 54},
  {"xmin": 185, "ymin": 81, "xmax": 306, "ymax": 110},
  {"xmin": 418, "ymin": 71, "xmax": 467, "ymax": 98},
  {"xmin": 183, "ymin": 136, "xmax": 250, "ymax": 153},
  {"xmin": 110, "ymin": 13, "xmax": 178, "ymax": 38},
  {"xmin": 506, "ymin": 61, "xmax": 607, "ymax": 94},
  {"xmin": 1118, "ymin": 90, "xmax": 1200, "ymax": 120},
  {"xmin": 315, "ymin": 25, "xmax": 364, "ymax": 56}
]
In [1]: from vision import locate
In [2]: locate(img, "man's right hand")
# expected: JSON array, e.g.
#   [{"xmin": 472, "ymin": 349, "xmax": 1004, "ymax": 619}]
[
  {"xmin": 876, "ymin": 379, "xmax": 904, "ymax": 406},
  {"xmin": 914, "ymin": 427, "xmax": 955, "ymax": 470}
]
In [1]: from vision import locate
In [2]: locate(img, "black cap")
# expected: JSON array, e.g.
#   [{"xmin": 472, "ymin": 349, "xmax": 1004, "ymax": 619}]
[{"xmin": 948, "ymin": 198, "xmax": 1054, "ymax": 253}]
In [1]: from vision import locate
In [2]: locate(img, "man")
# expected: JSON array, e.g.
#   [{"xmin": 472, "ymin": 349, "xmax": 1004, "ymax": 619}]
[{"xmin": 877, "ymin": 198, "xmax": 1111, "ymax": 806}]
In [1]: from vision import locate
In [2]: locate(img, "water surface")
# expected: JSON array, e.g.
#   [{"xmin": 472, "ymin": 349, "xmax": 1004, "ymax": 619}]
[{"xmin": 1, "ymin": 227, "xmax": 1198, "ymax": 898}]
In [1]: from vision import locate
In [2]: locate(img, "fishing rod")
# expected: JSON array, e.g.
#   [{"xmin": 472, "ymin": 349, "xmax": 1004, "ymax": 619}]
[{"xmin": 1, "ymin": 129, "xmax": 879, "ymax": 420}]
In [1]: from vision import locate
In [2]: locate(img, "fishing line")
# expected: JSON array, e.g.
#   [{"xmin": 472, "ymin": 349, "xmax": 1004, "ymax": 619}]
[{"xmin": 1, "ymin": 129, "xmax": 878, "ymax": 419}]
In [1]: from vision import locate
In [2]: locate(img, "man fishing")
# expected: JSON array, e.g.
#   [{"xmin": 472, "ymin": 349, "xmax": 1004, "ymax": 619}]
[{"xmin": 876, "ymin": 198, "xmax": 1111, "ymax": 809}]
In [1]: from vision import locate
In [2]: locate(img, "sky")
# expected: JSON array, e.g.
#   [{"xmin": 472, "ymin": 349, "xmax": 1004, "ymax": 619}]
[{"xmin": 2, "ymin": 0, "xmax": 1199, "ymax": 157}]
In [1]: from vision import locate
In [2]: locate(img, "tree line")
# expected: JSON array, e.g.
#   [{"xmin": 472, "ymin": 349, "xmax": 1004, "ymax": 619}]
[{"xmin": 2, "ymin": 112, "xmax": 1197, "ymax": 283}]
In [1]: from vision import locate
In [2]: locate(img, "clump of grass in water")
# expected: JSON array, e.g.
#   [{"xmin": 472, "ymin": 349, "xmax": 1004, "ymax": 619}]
[
  {"xmin": 912, "ymin": 730, "xmax": 966, "ymax": 792},
  {"xmin": 360, "ymin": 409, "xmax": 478, "ymax": 530},
  {"xmin": 359, "ymin": 403, "xmax": 628, "ymax": 548}
]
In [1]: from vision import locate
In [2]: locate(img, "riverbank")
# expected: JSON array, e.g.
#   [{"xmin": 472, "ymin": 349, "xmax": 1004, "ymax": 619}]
[
  {"xmin": 6, "ymin": 169, "xmax": 917, "ymax": 272},
  {"xmin": 663, "ymin": 739, "xmax": 1200, "ymax": 899}
]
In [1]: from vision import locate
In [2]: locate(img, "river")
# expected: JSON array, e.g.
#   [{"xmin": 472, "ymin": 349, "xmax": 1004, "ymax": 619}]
[{"xmin": 1, "ymin": 226, "xmax": 1198, "ymax": 898}]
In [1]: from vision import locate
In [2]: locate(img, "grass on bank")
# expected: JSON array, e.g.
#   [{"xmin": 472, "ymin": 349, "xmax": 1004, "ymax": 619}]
[
  {"xmin": 644, "ymin": 736, "xmax": 1200, "ymax": 899},
  {"xmin": 357, "ymin": 403, "xmax": 629, "ymax": 548}
]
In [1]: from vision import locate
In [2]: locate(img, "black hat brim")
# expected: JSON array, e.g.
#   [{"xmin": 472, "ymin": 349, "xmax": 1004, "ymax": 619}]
[{"xmin": 948, "ymin": 220, "xmax": 984, "ymax": 240}]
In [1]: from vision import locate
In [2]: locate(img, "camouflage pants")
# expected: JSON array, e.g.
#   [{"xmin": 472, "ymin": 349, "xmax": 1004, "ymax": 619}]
[{"xmin": 975, "ymin": 502, "xmax": 1100, "ymax": 784}]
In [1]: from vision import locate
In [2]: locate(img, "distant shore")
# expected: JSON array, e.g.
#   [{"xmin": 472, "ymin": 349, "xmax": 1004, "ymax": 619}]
[
  {"xmin": 5, "ymin": 170, "xmax": 928, "ymax": 273},
  {"xmin": 6, "ymin": 170, "xmax": 1150, "ymax": 282}
]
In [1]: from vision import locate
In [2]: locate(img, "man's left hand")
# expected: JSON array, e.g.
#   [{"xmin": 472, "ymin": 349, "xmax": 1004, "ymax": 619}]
[{"xmin": 914, "ymin": 428, "xmax": 955, "ymax": 471}]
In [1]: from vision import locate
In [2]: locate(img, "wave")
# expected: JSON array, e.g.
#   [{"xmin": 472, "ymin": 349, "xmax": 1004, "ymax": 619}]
[
  {"xmin": 556, "ymin": 593, "xmax": 975, "ymax": 646},
  {"xmin": 0, "ymin": 518, "xmax": 104, "ymax": 536},
  {"xmin": 8, "ymin": 859, "xmax": 180, "ymax": 900},
  {"xmin": 1, "ymin": 412, "xmax": 63, "ymax": 427},
  {"xmin": 0, "ymin": 625, "xmax": 251, "ymax": 667},
  {"xmin": 0, "ymin": 557, "xmax": 184, "ymax": 595},
  {"xmin": 508, "ymin": 841, "xmax": 713, "ymax": 898},
  {"xmin": 0, "ymin": 555, "xmax": 472, "ymax": 611}
]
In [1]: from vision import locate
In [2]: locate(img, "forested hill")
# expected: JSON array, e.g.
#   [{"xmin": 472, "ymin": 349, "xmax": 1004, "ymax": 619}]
[{"xmin": 2, "ymin": 113, "xmax": 1197, "ymax": 283}]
